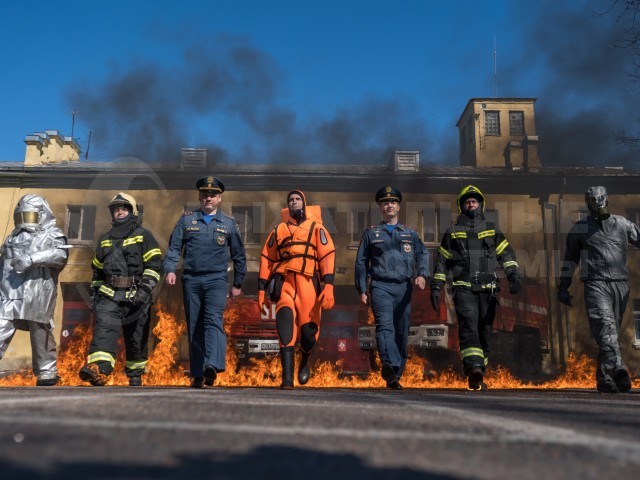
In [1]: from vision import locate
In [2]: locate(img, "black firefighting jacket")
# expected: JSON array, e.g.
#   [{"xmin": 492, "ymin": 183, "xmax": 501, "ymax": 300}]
[
  {"xmin": 431, "ymin": 214, "xmax": 519, "ymax": 292},
  {"xmin": 91, "ymin": 223, "xmax": 162, "ymax": 300}
]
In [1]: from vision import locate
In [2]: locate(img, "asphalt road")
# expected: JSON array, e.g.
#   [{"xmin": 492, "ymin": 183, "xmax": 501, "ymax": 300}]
[{"xmin": 0, "ymin": 386, "xmax": 638, "ymax": 480}]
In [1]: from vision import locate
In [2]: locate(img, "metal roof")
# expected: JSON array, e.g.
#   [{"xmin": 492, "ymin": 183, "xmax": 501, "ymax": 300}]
[{"xmin": 1, "ymin": 160, "xmax": 639, "ymax": 196}]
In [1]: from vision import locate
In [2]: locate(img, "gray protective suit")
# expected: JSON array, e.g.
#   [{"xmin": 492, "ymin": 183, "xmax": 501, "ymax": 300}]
[
  {"xmin": 558, "ymin": 186, "xmax": 640, "ymax": 393},
  {"xmin": 0, "ymin": 194, "xmax": 69, "ymax": 384}
]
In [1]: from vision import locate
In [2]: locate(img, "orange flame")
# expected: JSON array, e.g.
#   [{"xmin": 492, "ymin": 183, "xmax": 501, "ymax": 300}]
[{"xmin": 1, "ymin": 308, "xmax": 639, "ymax": 390}]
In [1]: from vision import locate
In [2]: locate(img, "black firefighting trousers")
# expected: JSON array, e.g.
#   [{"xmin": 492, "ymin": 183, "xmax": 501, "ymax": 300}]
[
  {"xmin": 453, "ymin": 288, "xmax": 497, "ymax": 375},
  {"xmin": 88, "ymin": 296, "xmax": 150, "ymax": 377}
]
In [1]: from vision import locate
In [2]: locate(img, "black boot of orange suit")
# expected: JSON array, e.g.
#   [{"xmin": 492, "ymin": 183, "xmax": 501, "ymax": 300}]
[
  {"xmin": 280, "ymin": 346, "xmax": 294, "ymax": 390},
  {"xmin": 298, "ymin": 350, "xmax": 311, "ymax": 385}
]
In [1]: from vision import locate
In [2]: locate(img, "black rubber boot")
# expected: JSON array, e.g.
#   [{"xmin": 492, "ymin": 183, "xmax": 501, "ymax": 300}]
[
  {"xmin": 467, "ymin": 366, "xmax": 485, "ymax": 391},
  {"xmin": 298, "ymin": 350, "xmax": 311, "ymax": 385},
  {"xmin": 613, "ymin": 367, "xmax": 632, "ymax": 393},
  {"xmin": 280, "ymin": 346, "xmax": 294, "ymax": 390}
]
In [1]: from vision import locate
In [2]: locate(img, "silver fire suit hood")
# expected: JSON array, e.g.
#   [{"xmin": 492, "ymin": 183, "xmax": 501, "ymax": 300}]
[
  {"xmin": 0, "ymin": 194, "xmax": 69, "ymax": 324},
  {"xmin": 585, "ymin": 186, "xmax": 610, "ymax": 221}
]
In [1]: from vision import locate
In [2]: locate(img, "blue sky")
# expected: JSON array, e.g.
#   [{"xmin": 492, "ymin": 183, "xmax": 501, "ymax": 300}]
[{"xmin": 0, "ymin": 0, "xmax": 637, "ymax": 166}]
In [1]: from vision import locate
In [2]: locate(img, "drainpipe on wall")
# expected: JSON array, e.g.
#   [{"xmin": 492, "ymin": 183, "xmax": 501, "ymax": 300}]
[
  {"xmin": 557, "ymin": 175, "xmax": 572, "ymax": 358},
  {"xmin": 539, "ymin": 196, "xmax": 558, "ymax": 366}
]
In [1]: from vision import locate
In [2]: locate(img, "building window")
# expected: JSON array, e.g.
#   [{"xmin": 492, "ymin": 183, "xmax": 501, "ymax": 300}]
[
  {"xmin": 633, "ymin": 299, "xmax": 640, "ymax": 346},
  {"xmin": 484, "ymin": 111, "xmax": 501, "ymax": 136},
  {"xmin": 421, "ymin": 207, "xmax": 439, "ymax": 244},
  {"xmin": 321, "ymin": 206, "xmax": 338, "ymax": 234},
  {"xmin": 509, "ymin": 111, "xmax": 525, "ymax": 136},
  {"xmin": 575, "ymin": 207, "xmax": 589, "ymax": 222},
  {"xmin": 626, "ymin": 208, "xmax": 640, "ymax": 227},
  {"xmin": 232, "ymin": 205, "xmax": 262, "ymax": 245},
  {"xmin": 66, "ymin": 205, "xmax": 96, "ymax": 243},
  {"xmin": 349, "ymin": 207, "xmax": 370, "ymax": 245}
]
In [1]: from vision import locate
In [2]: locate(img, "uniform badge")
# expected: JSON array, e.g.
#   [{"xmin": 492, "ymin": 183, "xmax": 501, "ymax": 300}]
[
  {"xmin": 216, "ymin": 235, "xmax": 226, "ymax": 245},
  {"xmin": 385, "ymin": 186, "xmax": 392, "ymax": 193},
  {"xmin": 207, "ymin": 176, "xmax": 213, "ymax": 183},
  {"xmin": 192, "ymin": 220, "xmax": 197, "ymax": 225},
  {"xmin": 403, "ymin": 243, "xmax": 412, "ymax": 253}
]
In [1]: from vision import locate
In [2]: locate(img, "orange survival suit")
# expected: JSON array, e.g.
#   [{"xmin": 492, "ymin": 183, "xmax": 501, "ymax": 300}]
[{"xmin": 258, "ymin": 190, "xmax": 336, "ymax": 389}]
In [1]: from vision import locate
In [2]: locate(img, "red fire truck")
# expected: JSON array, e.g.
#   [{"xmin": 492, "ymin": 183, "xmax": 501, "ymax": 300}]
[
  {"xmin": 227, "ymin": 296, "xmax": 372, "ymax": 374},
  {"xmin": 358, "ymin": 277, "xmax": 550, "ymax": 376}
]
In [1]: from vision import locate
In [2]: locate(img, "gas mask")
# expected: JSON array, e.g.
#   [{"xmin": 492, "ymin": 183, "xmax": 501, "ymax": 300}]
[{"xmin": 585, "ymin": 186, "xmax": 610, "ymax": 221}]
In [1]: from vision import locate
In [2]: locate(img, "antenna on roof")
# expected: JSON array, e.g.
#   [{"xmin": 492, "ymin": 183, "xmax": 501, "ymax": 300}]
[
  {"xmin": 493, "ymin": 35, "xmax": 498, "ymax": 98},
  {"xmin": 69, "ymin": 109, "xmax": 79, "ymax": 137},
  {"xmin": 84, "ymin": 130, "xmax": 92, "ymax": 161}
]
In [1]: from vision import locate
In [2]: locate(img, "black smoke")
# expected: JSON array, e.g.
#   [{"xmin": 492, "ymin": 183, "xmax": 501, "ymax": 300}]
[
  {"xmin": 66, "ymin": 34, "xmax": 431, "ymax": 165},
  {"xmin": 504, "ymin": 0, "xmax": 640, "ymax": 168}
]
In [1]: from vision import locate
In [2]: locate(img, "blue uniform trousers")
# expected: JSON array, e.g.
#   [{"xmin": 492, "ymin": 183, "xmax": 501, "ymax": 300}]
[
  {"xmin": 182, "ymin": 273, "xmax": 228, "ymax": 376},
  {"xmin": 370, "ymin": 279, "xmax": 412, "ymax": 379}
]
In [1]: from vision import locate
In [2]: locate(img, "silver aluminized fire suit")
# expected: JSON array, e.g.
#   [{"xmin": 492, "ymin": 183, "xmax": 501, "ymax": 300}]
[
  {"xmin": 0, "ymin": 194, "xmax": 69, "ymax": 385},
  {"xmin": 558, "ymin": 186, "xmax": 640, "ymax": 393}
]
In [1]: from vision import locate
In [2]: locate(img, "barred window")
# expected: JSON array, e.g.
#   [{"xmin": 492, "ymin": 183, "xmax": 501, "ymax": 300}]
[
  {"xmin": 509, "ymin": 111, "xmax": 525, "ymax": 136},
  {"xmin": 484, "ymin": 111, "xmax": 501, "ymax": 136}
]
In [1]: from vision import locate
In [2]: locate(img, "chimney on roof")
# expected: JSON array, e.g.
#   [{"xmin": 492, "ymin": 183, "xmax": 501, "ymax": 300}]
[
  {"xmin": 393, "ymin": 150, "xmax": 420, "ymax": 172},
  {"xmin": 24, "ymin": 130, "xmax": 80, "ymax": 166}
]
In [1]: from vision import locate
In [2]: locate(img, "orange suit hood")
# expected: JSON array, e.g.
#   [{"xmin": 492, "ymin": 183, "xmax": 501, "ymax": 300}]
[{"xmin": 281, "ymin": 190, "xmax": 322, "ymax": 224}]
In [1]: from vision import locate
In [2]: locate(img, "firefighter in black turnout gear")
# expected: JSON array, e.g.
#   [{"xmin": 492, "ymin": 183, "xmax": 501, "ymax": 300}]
[
  {"xmin": 430, "ymin": 185, "xmax": 522, "ymax": 390},
  {"xmin": 79, "ymin": 193, "xmax": 162, "ymax": 386}
]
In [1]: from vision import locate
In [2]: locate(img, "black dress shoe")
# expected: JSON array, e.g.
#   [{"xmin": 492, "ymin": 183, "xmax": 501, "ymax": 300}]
[
  {"xmin": 203, "ymin": 366, "xmax": 217, "ymax": 387},
  {"xmin": 190, "ymin": 377, "xmax": 204, "ymax": 389},
  {"xmin": 387, "ymin": 380, "xmax": 403, "ymax": 390},
  {"xmin": 381, "ymin": 363, "xmax": 397, "ymax": 384}
]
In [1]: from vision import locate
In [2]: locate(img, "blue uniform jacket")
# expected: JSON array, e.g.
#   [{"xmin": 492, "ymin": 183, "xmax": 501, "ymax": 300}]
[
  {"xmin": 355, "ymin": 223, "xmax": 430, "ymax": 295},
  {"xmin": 163, "ymin": 208, "xmax": 247, "ymax": 287}
]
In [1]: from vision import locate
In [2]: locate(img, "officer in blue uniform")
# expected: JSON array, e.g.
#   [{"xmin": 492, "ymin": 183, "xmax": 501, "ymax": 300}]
[
  {"xmin": 164, "ymin": 176, "xmax": 246, "ymax": 388},
  {"xmin": 355, "ymin": 186, "xmax": 429, "ymax": 389}
]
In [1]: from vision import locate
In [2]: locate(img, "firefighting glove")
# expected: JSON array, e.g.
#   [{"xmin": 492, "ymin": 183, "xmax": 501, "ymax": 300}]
[
  {"xmin": 557, "ymin": 289, "xmax": 573, "ymax": 307},
  {"xmin": 430, "ymin": 289, "xmax": 441, "ymax": 313},
  {"xmin": 131, "ymin": 287, "xmax": 152, "ymax": 309},
  {"xmin": 319, "ymin": 284, "xmax": 335, "ymax": 310},
  {"xmin": 258, "ymin": 290, "xmax": 268, "ymax": 314},
  {"xmin": 11, "ymin": 254, "xmax": 33, "ymax": 274},
  {"xmin": 507, "ymin": 271, "xmax": 523, "ymax": 294}
]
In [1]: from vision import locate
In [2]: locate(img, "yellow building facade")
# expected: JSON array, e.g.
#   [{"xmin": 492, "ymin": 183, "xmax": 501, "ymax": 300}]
[{"xmin": 1, "ymin": 102, "xmax": 640, "ymax": 378}]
